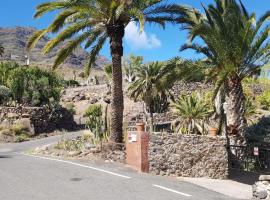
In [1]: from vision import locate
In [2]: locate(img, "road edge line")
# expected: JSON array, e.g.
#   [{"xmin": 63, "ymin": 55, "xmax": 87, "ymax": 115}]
[
  {"xmin": 21, "ymin": 153, "xmax": 132, "ymax": 179},
  {"xmin": 153, "ymin": 184, "xmax": 192, "ymax": 197}
]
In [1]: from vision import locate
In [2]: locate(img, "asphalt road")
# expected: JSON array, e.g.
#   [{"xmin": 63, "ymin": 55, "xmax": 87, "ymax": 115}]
[{"xmin": 0, "ymin": 132, "xmax": 238, "ymax": 200}]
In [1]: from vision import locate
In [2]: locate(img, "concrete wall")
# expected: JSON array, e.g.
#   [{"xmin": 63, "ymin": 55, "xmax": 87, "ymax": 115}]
[{"xmin": 149, "ymin": 132, "xmax": 229, "ymax": 179}]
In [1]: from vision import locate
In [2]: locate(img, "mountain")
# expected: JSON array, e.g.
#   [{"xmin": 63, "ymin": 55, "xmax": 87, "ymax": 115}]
[{"xmin": 0, "ymin": 26, "xmax": 109, "ymax": 69}]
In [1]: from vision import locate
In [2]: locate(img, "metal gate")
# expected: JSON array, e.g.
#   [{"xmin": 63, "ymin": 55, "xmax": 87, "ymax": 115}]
[{"xmin": 229, "ymin": 145, "xmax": 270, "ymax": 174}]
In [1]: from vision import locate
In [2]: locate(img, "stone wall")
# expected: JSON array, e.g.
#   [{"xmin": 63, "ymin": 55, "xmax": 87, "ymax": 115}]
[
  {"xmin": 252, "ymin": 175, "xmax": 270, "ymax": 200},
  {"xmin": 0, "ymin": 106, "xmax": 76, "ymax": 134},
  {"xmin": 149, "ymin": 132, "xmax": 229, "ymax": 179}
]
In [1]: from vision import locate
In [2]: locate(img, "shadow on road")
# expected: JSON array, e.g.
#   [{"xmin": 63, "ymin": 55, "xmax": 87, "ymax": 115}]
[
  {"xmin": 0, "ymin": 155, "xmax": 12, "ymax": 159},
  {"xmin": 229, "ymin": 169, "xmax": 262, "ymax": 185}
]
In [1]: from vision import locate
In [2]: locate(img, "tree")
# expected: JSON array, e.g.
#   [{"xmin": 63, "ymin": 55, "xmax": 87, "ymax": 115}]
[
  {"xmin": 0, "ymin": 45, "xmax": 4, "ymax": 57},
  {"xmin": 123, "ymin": 54, "xmax": 143, "ymax": 83},
  {"xmin": 179, "ymin": 0, "xmax": 270, "ymax": 145},
  {"xmin": 27, "ymin": 0, "xmax": 186, "ymax": 143},
  {"xmin": 128, "ymin": 62, "xmax": 175, "ymax": 132}
]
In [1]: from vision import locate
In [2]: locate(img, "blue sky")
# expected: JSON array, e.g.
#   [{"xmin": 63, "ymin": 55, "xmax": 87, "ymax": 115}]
[{"xmin": 0, "ymin": 0, "xmax": 269, "ymax": 62}]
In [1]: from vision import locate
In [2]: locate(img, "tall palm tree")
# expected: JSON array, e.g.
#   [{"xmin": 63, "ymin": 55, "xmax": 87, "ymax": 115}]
[
  {"xmin": 27, "ymin": 0, "xmax": 186, "ymax": 143},
  {"xmin": 179, "ymin": 0, "xmax": 270, "ymax": 145},
  {"xmin": 0, "ymin": 45, "xmax": 4, "ymax": 57},
  {"xmin": 128, "ymin": 61, "xmax": 175, "ymax": 132}
]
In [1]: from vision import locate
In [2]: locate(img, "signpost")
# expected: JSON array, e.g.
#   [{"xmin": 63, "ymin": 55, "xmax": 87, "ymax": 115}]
[
  {"xmin": 128, "ymin": 132, "xmax": 137, "ymax": 143},
  {"xmin": 254, "ymin": 147, "xmax": 259, "ymax": 156}
]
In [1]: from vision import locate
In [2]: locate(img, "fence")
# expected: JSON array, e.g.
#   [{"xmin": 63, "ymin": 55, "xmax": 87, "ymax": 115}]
[{"xmin": 229, "ymin": 145, "xmax": 270, "ymax": 174}]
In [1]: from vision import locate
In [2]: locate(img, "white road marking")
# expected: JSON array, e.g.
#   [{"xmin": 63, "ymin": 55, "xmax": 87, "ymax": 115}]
[
  {"xmin": 153, "ymin": 184, "xmax": 192, "ymax": 197},
  {"xmin": 21, "ymin": 154, "xmax": 131, "ymax": 179}
]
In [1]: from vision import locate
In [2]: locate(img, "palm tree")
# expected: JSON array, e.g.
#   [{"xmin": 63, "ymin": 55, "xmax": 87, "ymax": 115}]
[
  {"xmin": 27, "ymin": 0, "xmax": 187, "ymax": 143},
  {"xmin": 128, "ymin": 61, "xmax": 175, "ymax": 132},
  {"xmin": 0, "ymin": 45, "xmax": 4, "ymax": 57},
  {"xmin": 179, "ymin": 0, "xmax": 270, "ymax": 145}
]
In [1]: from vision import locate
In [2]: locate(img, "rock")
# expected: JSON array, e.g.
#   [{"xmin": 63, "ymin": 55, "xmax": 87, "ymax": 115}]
[
  {"xmin": 90, "ymin": 98, "xmax": 98, "ymax": 104},
  {"xmin": 21, "ymin": 113, "xmax": 30, "ymax": 118},
  {"xmin": 7, "ymin": 113, "xmax": 19, "ymax": 119},
  {"xmin": 260, "ymin": 175, "xmax": 270, "ymax": 181},
  {"xmin": 89, "ymin": 148, "xmax": 101, "ymax": 154},
  {"xmin": 103, "ymin": 97, "xmax": 111, "ymax": 104},
  {"xmin": 84, "ymin": 142, "xmax": 95, "ymax": 150},
  {"xmin": 35, "ymin": 147, "xmax": 41, "ymax": 152},
  {"xmin": 253, "ymin": 179, "xmax": 270, "ymax": 199},
  {"xmin": 14, "ymin": 118, "xmax": 35, "ymax": 136},
  {"xmin": 68, "ymin": 151, "xmax": 81, "ymax": 157},
  {"xmin": 40, "ymin": 145, "xmax": 49, "ymax": 151},
  {"xmin": 258, "ymin": 191, "xmax": 268, "ymax": 199}
]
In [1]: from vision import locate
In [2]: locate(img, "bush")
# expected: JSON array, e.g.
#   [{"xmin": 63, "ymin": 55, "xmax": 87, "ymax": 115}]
[
  {"xmin": 0, "ymin": 85, "xmax": 11, "ymax": 105},
  {"xmin": 0, "ymin": 62, "xmax": 63, "ymax": 106},
  {"xmin": 14, "ymin": 134, "xmax": 29, "ymax": 142},
  {"xmin": 64, "ymin": 80, "xmax": 80, "ymax": 87},
  {"xmin": 256, "ymin": 90, "xmax": 270, "ymax": 110},
  {"xmin": 0, "ymin": 123, "xmax": 30, "ymax": 143},
  {"xmin": 0, "ymin": 62, "xmax": 20, "ymax": 85},
  {"xmin": 55, "ymin": 138, "xmax": 85, "ymax": 151}
]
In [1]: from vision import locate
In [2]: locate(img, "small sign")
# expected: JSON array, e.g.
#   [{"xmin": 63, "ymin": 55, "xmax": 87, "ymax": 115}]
[
  {"xmin": 254, "ymin": 147, "xmax": 259, "ymax": 156},
  {"xmin": 128, "ymin": 132, "xmax": 137, "ymax": 143}
]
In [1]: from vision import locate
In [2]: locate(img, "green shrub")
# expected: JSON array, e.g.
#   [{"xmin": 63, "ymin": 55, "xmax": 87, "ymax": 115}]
[
  {"xmin": 14, "ymin": 134, "xmax": 29, "ymax": 143},
  {"xmin": 256, "ymin": 90, "xmax": 270, "ymax": 110},
  {"xmin": 0, "ymin": 85, "xmax": 11, "ymax": 105},
  {"xmin": 64, "ymin": 80, "xmax": 80, "ymax": 87},
  {"xmin": 0, "ymin": 62, "xmax": 63, "ymax": 106},
  {"xmin": 0, "ymin": 62, "xmax": 20, "ymax": 85},
  {"xmin": 55, "ymin": 138, "xmax": 84, "ymax": 151},
  {"xmin": 0, "ymin": 123, "xmax": 30, "ymax": 143}
]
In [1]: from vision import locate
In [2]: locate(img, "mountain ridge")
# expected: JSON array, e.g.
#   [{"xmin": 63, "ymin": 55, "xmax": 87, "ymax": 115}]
[{"xmin": 0, "ymin": 26, "xmax": 109, "ymax": 69}]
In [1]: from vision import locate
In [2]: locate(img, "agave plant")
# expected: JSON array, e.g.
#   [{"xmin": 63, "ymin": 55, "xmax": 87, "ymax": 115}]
[
  {"xmin": 27, "ymin": 0, "xmax": 187, "ymax": 143},
  {"xmin": 178, "ymin": 0, "xmax": 270, "ymax": 145},
  {"xmin": 172, "ymin": 92, "xmax": 211, "ymax": 135}
]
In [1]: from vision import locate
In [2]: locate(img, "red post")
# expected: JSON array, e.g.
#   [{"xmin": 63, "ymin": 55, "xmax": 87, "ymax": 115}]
[{"xmin": 126, "ymin": 123, "xmax": 149, "ymax": 173}]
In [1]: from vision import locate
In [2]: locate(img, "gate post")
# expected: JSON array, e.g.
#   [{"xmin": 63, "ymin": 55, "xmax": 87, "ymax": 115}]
[{"xmin": 126, "ymin": 123, "xmax": 149, "ymax": 173}]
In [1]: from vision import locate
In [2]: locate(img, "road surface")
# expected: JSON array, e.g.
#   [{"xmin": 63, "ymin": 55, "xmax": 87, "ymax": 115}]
[{"xmin": 0, "ymin": 132, "xmax": 240, "ymax": 200}]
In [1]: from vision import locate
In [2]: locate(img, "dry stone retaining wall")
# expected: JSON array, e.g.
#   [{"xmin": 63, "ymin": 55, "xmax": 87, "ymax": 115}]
[
  {"xmin": 0, "ymin": 106, "xmax": 76, "ymax": 134},
  {"xmin": 149, "ymin": 132, "xmax": 229, "ymax": 179}
]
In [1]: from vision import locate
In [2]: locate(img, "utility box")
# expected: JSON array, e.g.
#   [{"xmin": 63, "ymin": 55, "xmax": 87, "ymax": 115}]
[{"xmin": 126, "ymin": 123, "xmax": 149, "ymax": 173}]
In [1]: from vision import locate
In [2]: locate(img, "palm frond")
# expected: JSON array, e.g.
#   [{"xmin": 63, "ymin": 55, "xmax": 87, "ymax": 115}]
[
  {"xmin": 34, "ymin": 1, "xmax": 69, "ymax": 18},
  {"xmin": 27, "ymin": 29, "xmax": 48, "ymax": 50},
  {"xmin": 85, "ymin": 34, "xmax": 107, "ymax": 76},
  {"xmin": 52, "ymin": 31, "xmax": 90, "ymax": 70}
]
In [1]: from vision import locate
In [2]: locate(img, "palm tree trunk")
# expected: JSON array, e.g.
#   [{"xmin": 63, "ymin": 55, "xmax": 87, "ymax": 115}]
[
  {"xmin": 107, "ymin": 24, "xmax": 125, "ymax": 144},
  {"xmin": 224, "ymin": 75, "xmax": 247, "ymax": 145}
]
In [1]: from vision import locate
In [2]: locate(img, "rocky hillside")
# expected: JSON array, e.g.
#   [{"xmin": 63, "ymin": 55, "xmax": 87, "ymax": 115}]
[{"xmin": 0, "ymin": 26, "xmax": 109, "ymax": 68}]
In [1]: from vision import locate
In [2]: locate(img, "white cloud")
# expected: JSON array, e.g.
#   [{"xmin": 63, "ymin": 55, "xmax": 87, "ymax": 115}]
[{"xmin": 124, "ymin": 22, "xmax": 161, "ymax": 50}]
